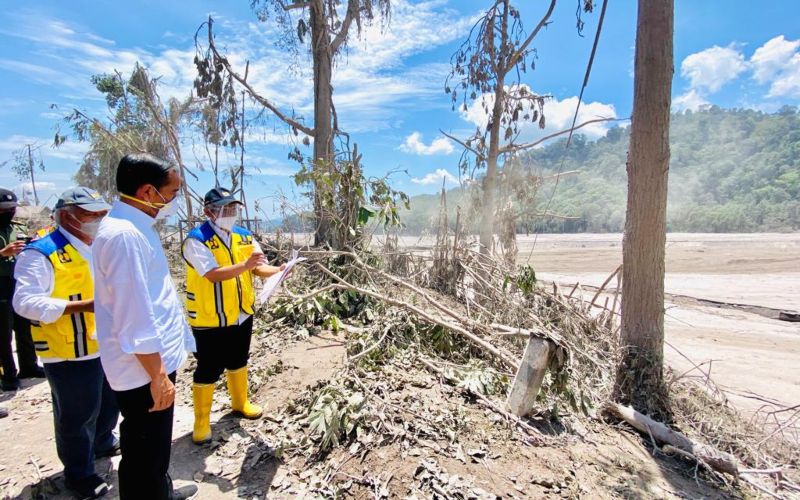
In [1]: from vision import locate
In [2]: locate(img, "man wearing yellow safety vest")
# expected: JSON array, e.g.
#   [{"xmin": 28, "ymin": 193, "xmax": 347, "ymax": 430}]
[
  {"xmin": 182, "ymin": 187, "xmax": 285, "ymax": 444},
  {"xmin": 13, "ymin": 187, "xmax": 119, "ymax": 499}
]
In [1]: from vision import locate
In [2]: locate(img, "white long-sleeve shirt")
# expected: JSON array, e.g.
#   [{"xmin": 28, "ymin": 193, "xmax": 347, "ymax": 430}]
[
  {"xmin": 182, "ymin": 220, "xmax": 264, "ymax": 327},
  {"xmin": 92, "ymin": 201, "xmax": 195, "ymax": 391},
  {"xmin": 12, "ymin": 227, "xmax": 99, "ymax": 363}
]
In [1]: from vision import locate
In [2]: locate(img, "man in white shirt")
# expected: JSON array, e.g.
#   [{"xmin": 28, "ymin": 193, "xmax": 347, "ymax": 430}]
[
  {"xmin": 182, "ymin": 187, "xmax": 284, "ymax": 444},
  {"xmin": 92, "ymin": 154, "xmax": 197, "ymax": 500},
  {"xmin": 13, "ymin": 187, "xmax": 119, "ymax": 499}
]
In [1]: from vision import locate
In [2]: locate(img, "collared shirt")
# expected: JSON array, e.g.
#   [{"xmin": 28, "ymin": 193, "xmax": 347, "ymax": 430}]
[
  {"xmin": 92, "ymin": 201, "xmax": 195, "ymax": 391},
  {"xmin": 182, "ymin": 220, "xmax": 264, "ymax": 327},
  {"xmin": 13, "ymin": 227, "xmax": 99, "ymax": 363}
]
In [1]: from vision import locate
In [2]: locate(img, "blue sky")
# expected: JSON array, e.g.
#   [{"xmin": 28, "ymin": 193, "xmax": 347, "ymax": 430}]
[{"xmin": 0, "ymin": 1, "xmax": 798, "ymax": 219}]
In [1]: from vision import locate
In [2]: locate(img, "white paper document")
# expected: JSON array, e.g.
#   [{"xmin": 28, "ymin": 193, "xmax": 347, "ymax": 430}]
[{"xmin": 256, "ymin": 249, "xmax": 306, "ymax": 306}]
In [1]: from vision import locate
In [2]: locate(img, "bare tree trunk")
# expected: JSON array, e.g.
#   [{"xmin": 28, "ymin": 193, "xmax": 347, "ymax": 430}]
[
  {"xmin": 27, "ymin": 145, "xmax": 39, "ymax": 206},
  {"xmin": 479, "ymin": 1, "xmax": 509, "ymax": 258},
  {"xmin": 615, "ymin": 0, "xmax": 674, "ymax": 419},
  {"xmin": 481, "ymin": 93, "xmax": 502, "ymax": 257},
  {"xmin": 239, "ymin": 91, "xmax": 252, "ymax": 224},
  {"xmin": 311, "ymin": 0, "xmax": 334, "ymax": 247}
]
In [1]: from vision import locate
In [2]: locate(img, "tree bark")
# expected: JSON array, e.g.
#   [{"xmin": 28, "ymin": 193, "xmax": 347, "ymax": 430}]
[
  {"xmin": 27, "ymin": 145, "xmax": 39, "ymax": 206},
  {"xmin": 615, "ymin": 0, "xmax": 674, "ymax": 419},
  {"xmin": 310, "ymin": 0, "xmax": 334, "ymax": 247},
  {"xmin": 479, "ymin": 0, "xmax": 509, "ymax": 258},
  {"xmin": 607, "ymin": 403, "xmax": 739, "ymax": 476}
]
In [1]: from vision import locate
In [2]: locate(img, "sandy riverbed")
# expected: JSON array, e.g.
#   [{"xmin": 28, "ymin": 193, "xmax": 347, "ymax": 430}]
[{"xmin": 522, "ymin": 233, "xmax": 800, "ymax": 416}]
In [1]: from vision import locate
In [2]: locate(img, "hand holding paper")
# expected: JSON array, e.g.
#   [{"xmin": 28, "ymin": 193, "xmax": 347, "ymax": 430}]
[{"xmin": 256, "ymin": 249, "xmax": 306, "ymax": 305}]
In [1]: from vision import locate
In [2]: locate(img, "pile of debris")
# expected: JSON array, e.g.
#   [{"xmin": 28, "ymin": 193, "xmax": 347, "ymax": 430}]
[{"xmin": 237, "ymin": 229, "xmax": 798, "ymax": 498}]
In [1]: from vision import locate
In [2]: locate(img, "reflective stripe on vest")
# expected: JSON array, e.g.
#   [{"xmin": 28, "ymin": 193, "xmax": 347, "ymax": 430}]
[
  {"xmin": 23, "ymin": 230, "xmax": 98, "ymax": 359},
  {"xmin": 182, "ymin": 222, "xmax": 256, "ymax": 328}
]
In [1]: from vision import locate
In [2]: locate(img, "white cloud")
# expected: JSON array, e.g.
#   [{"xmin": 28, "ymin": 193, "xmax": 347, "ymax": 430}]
[
  {"xmin": 0, "ymin": 135, "xmax": 88, "ymax": 162},
  {"xmin": 250, "ymin": 166, "xmax": 295, "ymax": 177},
  {"xmin": 768, "ymin": 55, "xmax": 800, "ymax": 98},
  {"xmin": 12, "ymin": 181, "xmax": 60, "ymax": 206},
  {"xmin": 672, "ymin": 89, "xmax": 710, "ymax": 112},
  {"xmin": 1, "ymin": 3, "xmax": 475, "ymax": 136},
  {"xmin": 400, "ymin": 132, "xmax": 454, "ymax": 155},
  {"xmin": 680, "ymin": 45, "xmax": 748, "ymax": 93},
  {"xmin": 751, "ymin": 36, "xmax": 800, "ymax": 83},
  {"xmin": 460, "ymin": 86, "xmax": 618, "ymax": 144},
  {"xmin": 411, "ymin": 168, "xmax": 459, "ymax": 186},
  {"xmin": 17, "ymin": 181, "xmax": 56, "ymax": 191},
  {"xmin": 750, "ymin": 35, "xmax": 800, "ymax": 99}
]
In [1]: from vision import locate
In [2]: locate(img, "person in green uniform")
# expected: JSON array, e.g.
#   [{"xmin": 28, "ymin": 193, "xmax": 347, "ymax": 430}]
[{"xmin": 0, "ymin": 188, "xmax": 44, "ymax": 391}]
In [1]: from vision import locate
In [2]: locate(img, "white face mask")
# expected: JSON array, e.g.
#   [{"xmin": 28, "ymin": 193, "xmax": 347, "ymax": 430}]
[
  {"xmin": 215, "ymin": 215, "xmax": 237, "ymax": 232},
  {"xmin": 56, "ymin": 210, "xmax": 104, "ymax": 241},
  {"xmin": 155, "ymin": 196, "xmax": 180, "ymax": 220},
  {"xmin": 153, "ymin": 190, "xmax": 180, "ymax": 221},
  {"xmin": 214, "ymin": 205, "xmax": 239, "ymax": 232},
  {"xmin": 120, "ymin": 187, "xmax": 181, "ymax": 221},
  {"xmin": 78, "ymin": 219, "xmax": 102, "ymax": 239}
]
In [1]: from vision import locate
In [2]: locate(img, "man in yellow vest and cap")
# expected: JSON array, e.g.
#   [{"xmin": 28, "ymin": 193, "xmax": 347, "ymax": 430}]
[
  {"xmin": 13, "ymin": 187, "xmax": 119, "ymax": 499},
  {"xmin": 182, "ymin": 187, "xmax": 284, "ymax": 444}
]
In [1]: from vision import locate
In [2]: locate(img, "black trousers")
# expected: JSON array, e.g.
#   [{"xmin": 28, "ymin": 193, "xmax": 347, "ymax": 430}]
[
  {"xmin": 114, "ymin": 371, "xmax": 177, "ymax": 500},
  {"xmin": 192, "ymin": 316, "xmax": 253, "ymax": 384},
  {"xmin": 0, "ymin": 276, "xmax": 38, "ymax": 381}
]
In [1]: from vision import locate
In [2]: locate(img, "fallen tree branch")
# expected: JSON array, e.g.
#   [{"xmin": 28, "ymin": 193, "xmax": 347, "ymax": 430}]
[
  {"xmin": 311, "ymin": 263, "xmax": 518, "ymax": 370},
  {"xmin": 348, "ymin": 325, "xmax": 391, "ymax": 364},
  {"xmin": 606, "ymin": 403, "xmax": 739, "ymax": 476},
  {"xmin": 588, "ymin": 265, "xmax": 621, "ymax": 311},
  {"xmin": 740, "ymin": 474, "xmax": 785, "ymax": 500}
]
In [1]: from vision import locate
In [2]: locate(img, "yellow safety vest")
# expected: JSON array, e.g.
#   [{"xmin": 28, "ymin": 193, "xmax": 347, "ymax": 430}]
[
  {"xmin": 182, "ymin": 222, "xmax": 256, "ymax": 328},
  {"xmin": 34, "ymin": 225, "xmax": 56, "ymax": 240},
  {"xmin": 24, "ymin": 230, "xmax": 98, "ymax": 359}
]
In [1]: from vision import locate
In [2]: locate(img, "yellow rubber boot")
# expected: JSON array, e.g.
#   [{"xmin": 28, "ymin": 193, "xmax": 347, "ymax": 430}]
[
  {"xmin": 226, "ymin": 366, "xmax": 263, "ymax": 419},
  {"xmin": 192, "ymin": 383, "xmax": 215, "ymax": 444}
]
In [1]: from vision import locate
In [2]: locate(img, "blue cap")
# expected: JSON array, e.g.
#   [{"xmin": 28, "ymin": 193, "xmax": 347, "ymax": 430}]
[
  {"xmin": 203, "ymin": 187, "xmax": 242, "ymax": 208},
  {"xmin": 54, "ymin": 187, "xmax": 112, "ymax": 212}
]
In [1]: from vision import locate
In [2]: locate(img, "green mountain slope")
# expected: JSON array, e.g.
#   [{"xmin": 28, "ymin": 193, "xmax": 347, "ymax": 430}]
[{"xmin": 403, "ymin": 106, "xmax": 800, "ymax": 233}]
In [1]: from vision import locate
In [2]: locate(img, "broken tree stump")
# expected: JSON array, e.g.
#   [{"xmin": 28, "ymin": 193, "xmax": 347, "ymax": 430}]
[
  {"xmin": 607, "ymin": 403, "xmax": 739, "ymax": 476},
  {"xmin": 506, "ymin": 336, "xmax": 554, "ymax": 417}
]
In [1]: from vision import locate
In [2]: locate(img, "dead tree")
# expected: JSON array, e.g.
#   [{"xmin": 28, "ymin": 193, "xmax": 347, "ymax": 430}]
[
  {"xmin": 614, "ymin": 0, "xmax": 674, "ymax": 419},
  {"xmin": 444, "ymin": 1, "xmax": 601, "ymax": 261},
  {"xmin": 443, "ymin": 0, "xmax": 556, "ymax": 258},
  {"xmin": 6, "ymin": 144, "xmax": 45, "ymax": 205},
  {"xmin": 195, "ymin": 1, "xmax": 391, "ymax": 247}
]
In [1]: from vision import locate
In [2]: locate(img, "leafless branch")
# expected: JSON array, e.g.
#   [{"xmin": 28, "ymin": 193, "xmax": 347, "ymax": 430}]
[
  {"xmin": 440, "ymin": 129, "xmax": 485, "ymax": 160},
  {"xmin": 204, "ymin": 18, "xmax": 315, "ymax": 137},
  {"xmin": 501, "ymin": 117, "xmax": 624, "ymax": 153},
  {"xmin": 506, "ymin": 0, "xmax": 557, "ymax": 71},
  {"xmin": 331, "ymin": 1, "xmax": 358, "ymax": 53}
]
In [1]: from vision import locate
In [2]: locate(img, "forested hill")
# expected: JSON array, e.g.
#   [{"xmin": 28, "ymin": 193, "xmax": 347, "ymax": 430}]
[{"xmin": 402, "ymin": 106, "xmax": 800, "ymax": 233}]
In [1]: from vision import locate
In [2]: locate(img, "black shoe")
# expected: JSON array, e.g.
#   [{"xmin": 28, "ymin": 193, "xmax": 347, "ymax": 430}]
[
  {"xmin": 1, "ymin": 378, "xmax": 20, "ymax": 391},
  {"xmin": 0, "ymin": 407, "xmax": 7, "ymax": 418},
  {"xmin": 94, "ymin": 440, "xmax": 121, "ymax": 459},
  {"xmin": 18, "ymin": 366, "xmax": 45, "ymax": 379},
  {"xmin": 64, "ymin": 474, "xmax": 109, "ymax": 499},
  {"xmin": 172, "ymin": 483, "xmax": 199, "ymax": 500}
]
